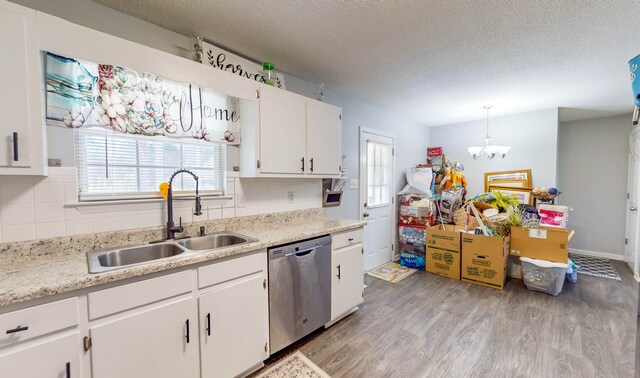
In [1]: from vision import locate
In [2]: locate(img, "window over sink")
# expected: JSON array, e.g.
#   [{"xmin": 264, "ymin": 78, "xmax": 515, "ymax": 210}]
[{"xmin": 75, "ymin": 128, "xmax": 225, "ymax": 201}]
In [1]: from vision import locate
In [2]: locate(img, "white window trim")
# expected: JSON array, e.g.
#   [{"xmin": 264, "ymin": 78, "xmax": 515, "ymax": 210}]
[
  {"xmin": 63, "ymin": 171, "xmax": 239, "ymax": 214},
  {"xmin": 64, "ymin": 195, "xmax": 235, "ymax": 214},
  {"xmin": 75, "ymin": 127, "xmax": 227, "ymax": 202}
]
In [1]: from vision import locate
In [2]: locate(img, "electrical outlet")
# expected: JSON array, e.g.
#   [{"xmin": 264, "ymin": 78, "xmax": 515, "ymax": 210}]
[
  {"xmin": 288, "ymin": 191, "xmax": 295, "ymax": 204},
  {"xmin": 349, "ymin": 179, "xmax": 359, "ymax": 189}
]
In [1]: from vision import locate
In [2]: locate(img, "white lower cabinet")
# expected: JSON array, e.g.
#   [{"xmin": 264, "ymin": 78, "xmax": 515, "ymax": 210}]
[
  {"xmin": 331, "ymin": 229, "xmax": 365, "ymax": 321},
  {"xmin": 199, "ymin": 273, "xmax": 269, "ymax": 378},
  {"xmin": 86, "ymin": 251, "xmax": 268, "ymax": 378},
  {"xmin": 0, "ymin": 332, "xmax": 81, "ymax": 377},
  {"xmin": 90, "ymin": 297, "xmax": 198, "ymax": 378}
]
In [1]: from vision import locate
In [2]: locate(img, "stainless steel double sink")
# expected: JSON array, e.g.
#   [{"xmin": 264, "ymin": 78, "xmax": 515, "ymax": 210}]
[{"xmin": 87, "ymin": 232, "xmax": 257, "ymax": 273}]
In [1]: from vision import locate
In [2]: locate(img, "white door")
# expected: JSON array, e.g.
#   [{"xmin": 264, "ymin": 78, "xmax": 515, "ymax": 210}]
[
  {"xmin": 0, "ymin": 333, "xmax": 81, "ymax": 378},
  {"xmin": 0, "ymin": 0, "xmax": 36, "ymax": 168},
  {"xmin": 360, "ymin": 128, "xmax": 395, "ymax": 270},
  {"xmin": 90, "ymin": 298, "xmax": 198, "ymax": 378},
  {"xmin": 625, "ymin": 128, "xmax": 640, "ymax": 277},
  {"xmin": 258, "ymin": 84, "xmax": 306, "ymax": 174},
  {"xmin": 199, "ymin": 273, "xmax": 268, "ymax": 378},
  {"xmin": 332, "ymin": 243, "xmax": 364, "ymax": 319},
  {"xmin": 307, "ymin": 100, "xmax": 342, "ymax": 175}
]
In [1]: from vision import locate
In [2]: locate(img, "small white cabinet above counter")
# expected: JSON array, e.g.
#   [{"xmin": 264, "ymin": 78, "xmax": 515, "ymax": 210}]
[
  {"xmin": 239, "ymin": 83, "xmax": 342, "ymax": 178},
  {"xmin": 0, "ymin": 0, "xmax": 46, "ymax": 175}
]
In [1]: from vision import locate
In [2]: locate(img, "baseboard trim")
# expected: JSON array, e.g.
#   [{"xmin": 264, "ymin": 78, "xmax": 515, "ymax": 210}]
[{"xmin": 569, "ymin": 248, "xmax": 625, "ymax": 261}]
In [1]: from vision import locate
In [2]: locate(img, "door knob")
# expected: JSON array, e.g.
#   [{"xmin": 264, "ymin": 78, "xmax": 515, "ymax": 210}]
[
  {"xmin": 363, "ymin": 212, "xmax": 369, "ymax": 218},
  {"xmin": 631, "ymin": 207, "xmax": 638, "ymax": 211}
]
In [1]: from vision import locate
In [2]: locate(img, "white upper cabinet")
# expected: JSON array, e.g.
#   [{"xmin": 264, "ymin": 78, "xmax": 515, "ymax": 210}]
[
  {"xmin": 0, "ymin": 0, "xmax": 45, "ymax": 175},
  {"xmin": 258, "ymin": 84, "xmax": 307, "ymax": 175},
  {"xmin": 307, "ymin": 100, "xmax": 342, "ymax": 176},
  {"xmin": 240, "ymin": 84, "xmax": 343, "ymax": 178}
]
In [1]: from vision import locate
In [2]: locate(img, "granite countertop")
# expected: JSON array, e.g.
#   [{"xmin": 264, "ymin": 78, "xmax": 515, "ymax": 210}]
[{"xmin": 0, "ymin": 210, "xmax": 365, "ymax": 307}]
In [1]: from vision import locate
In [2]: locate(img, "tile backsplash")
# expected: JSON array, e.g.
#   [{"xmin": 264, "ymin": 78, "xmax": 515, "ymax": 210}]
[{"xmin": 0, "ymin": 168, "xmax": 322, "ymax": 243}]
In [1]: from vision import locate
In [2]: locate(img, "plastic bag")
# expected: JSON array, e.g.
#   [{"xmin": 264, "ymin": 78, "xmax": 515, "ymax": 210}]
[
  {"xmin": 565, "ymin": 258, "xmax": 577, "ymax": 283},
  {"xmin": 398, "ymin": 167, "xmax": 433, "ymax": 197}
]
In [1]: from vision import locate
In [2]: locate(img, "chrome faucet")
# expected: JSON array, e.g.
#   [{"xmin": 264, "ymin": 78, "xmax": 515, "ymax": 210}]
[{"xmin": 166, "ymin": 169, "xmax": 202, "ymax": 240}]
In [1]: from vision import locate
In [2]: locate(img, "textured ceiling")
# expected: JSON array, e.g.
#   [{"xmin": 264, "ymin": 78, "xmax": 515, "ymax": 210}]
[{"xmin": 95, "ymin": 0, "xmax": 640, "ymax": 126}]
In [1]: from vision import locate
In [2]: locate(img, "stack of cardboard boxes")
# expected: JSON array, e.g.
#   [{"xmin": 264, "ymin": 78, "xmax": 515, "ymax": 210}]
[
  {"xmin": 426, "ymin": 225, "xmax": 510, "ymax": 289},
  {"xmin": 421, "ymin": 223, "xmax": 574, "ymax": 291}
]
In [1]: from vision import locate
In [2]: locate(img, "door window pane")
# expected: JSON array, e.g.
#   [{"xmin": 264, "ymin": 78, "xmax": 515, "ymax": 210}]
[{"xmin": 366, "ymin": 140, "xmax": 391, "ymax": 206}]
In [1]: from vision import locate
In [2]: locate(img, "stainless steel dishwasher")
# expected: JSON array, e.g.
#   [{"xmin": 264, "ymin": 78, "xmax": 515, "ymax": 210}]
[{"xmin": 268, "ymin": 235, "xmax": 332, "ymax": 354}]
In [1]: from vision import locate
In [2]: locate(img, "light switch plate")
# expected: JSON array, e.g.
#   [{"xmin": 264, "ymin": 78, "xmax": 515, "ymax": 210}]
[{"xmin": 349, "ymin": 179, "xmax": 359, "ymax": 189}]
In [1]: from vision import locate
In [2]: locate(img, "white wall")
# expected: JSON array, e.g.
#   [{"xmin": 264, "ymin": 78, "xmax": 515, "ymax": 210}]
[
  {"xmin": 558, "ymin": 114, "xmax": 631, "ymax": 257},
  {"xmin": 283, "ymin": 76, "xmax": 430, "ymax": 220},
  {"xmin": 429, "ymin": 108, "xmax": 559, "ymax": 197}
]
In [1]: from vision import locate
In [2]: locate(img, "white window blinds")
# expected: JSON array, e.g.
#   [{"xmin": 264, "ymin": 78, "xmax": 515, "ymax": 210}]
[{"xmin": 76, "ymin": 128, "xmax": 225, "ymax": 201}]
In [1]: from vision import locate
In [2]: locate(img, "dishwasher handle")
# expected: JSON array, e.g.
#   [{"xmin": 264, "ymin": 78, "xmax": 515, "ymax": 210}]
[{"xmin": 285, "ymin": 248, "xmax": 316, "ymax": 258}]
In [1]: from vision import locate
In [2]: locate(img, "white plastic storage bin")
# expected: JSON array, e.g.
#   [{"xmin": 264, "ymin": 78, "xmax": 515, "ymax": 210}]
[{"xmin": 520, "ymin": 257, "xmax": 569, "ymax": 296}]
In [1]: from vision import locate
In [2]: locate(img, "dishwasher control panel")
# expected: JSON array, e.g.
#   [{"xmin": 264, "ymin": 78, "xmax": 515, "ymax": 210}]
[{"xmin": 268, "ymin": 235, "xmax": 331, "ymax": 259}]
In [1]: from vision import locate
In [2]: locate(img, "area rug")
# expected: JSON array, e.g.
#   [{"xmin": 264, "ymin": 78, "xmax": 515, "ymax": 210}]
[
  {"xmin": 257, "ymin": 351, "xmax": 330, "ymax": 378},
  {"xmin": 366, "ymin": 262, "xmax": 417, "ymax": 283},
  {"xmin": 569, "ymin": 253, "xmax": 622, "ymax": 281}
]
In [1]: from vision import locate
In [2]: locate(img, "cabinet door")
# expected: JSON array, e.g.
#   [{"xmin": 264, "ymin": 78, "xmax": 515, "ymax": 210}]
[
  {"xmin": 0, "ymin": 1, "xmax": 37, "ymax": 168},
  {"xmin": 0, "ymin": 332, "xmax": 81, "ymax": 378},
  {"xmin": 200, "ymin": 273, "xmax": 268, "ymax": 378},
  {"xmin": 90, "ymin": 298, "xmax": 198, "ymax": 378},
  {"xmin": 332, "ymin": 244, "xmax": 364, "ymax": 320},
  {"xmin": 307, "ymin": 100, "xmax": 342, "ymax": 175},
  {"xmin": 258, "ymin": 84, "xmax": 307, "ymax": 174}
]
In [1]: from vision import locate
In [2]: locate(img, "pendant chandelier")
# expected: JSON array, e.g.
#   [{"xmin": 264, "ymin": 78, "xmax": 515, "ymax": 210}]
[{"xmin": 467, "ymin": 106, "xmax": 511, "ymax": 159}]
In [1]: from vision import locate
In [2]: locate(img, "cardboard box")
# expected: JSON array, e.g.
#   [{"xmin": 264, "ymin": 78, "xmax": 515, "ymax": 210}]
[
  {"xmin": 510, "ymin": 227, "xmax": 574, "ymax": 263},
  {"xmin": 426, "ymin": 224, "xmax": 462, "ymax": 279},
  {"xmin": 400, "ymin": 242, "xmax": 425, "ymax": 270},
  {"xmin": 461, "ymin": 234, "xmax": 510, "ymax": 290}
]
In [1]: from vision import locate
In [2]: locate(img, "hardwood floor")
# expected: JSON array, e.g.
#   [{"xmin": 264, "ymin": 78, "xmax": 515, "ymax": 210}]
[{"xmin": 256, "ymin": 261, "xmax": 637, "ymax": 378}]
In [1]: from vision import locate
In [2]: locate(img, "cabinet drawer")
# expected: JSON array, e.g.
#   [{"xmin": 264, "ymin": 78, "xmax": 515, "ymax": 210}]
[
  {"xmin": 198, "ymin": 251, "xmax": 266, "ymax": 289},
  {"xmin": 332, "ymin": 228, "xmax": 363, "ymax": 250},
  {"xmin": 88, "ymin": 270, "xmax": 192, "ymax": 320},
  {"xmin": 0, "ymin": 297, "xmax": 78, "ymax": 348}
]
